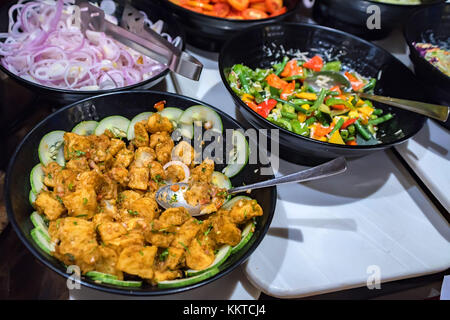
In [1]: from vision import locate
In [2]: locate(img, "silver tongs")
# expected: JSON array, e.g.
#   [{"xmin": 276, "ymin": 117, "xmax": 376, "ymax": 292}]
[{"xmin": 77, "ymin": 1, "xmax": 202, "ymax": 80}]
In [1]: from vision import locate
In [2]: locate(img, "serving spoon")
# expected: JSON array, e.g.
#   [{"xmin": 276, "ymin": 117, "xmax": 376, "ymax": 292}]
[
  {"xmin": 304, "ymin": 71, "xmax": 449, "ymax": 122},
  {"xmin": 156, "ymin": 157, "xmax": 347, "ymax": 216}
]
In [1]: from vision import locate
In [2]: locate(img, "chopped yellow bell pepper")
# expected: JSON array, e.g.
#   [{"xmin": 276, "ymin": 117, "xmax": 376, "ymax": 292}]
[
  {"xmin": 328, "ymin": 130, "xmax": 345, "ymax": 145},
  {"xmin": 301, "ymin": 104, "xmax": 310, "ymax": 110},
  {"xmin": 241, "ymin": 93, "xmax": 254, "ymax": 103},
  {"xmin": 355, "ymin": 99, "xmax": 365, "ymax": 107},
  {"xmin": 357, "ymin": 106, "xmax": 374, "ymax": 116},
  {"xmin": 348, "ymin": 110, "xmax": 359, "ymax": 118},
  {"xmin": 297, "ymin": 113, "xmax": 307, "ymax": 123},
  {"xmin": 295, "ymin": 92, "xmax": 317, "ymax": 100}
]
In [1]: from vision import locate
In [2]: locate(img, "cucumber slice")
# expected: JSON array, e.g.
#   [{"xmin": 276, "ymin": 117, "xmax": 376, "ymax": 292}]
[
  {"xmin": 179, "ymin": 105, "xmax": 223, "ymax": 133},
  {"xmin": 30, "ymin": 227, "xmax": 55, "ymax": 254},
  {"xmin": 186, "ymin": 245, "xmax": 231, "ymax": 277},
  {"xmin": 38, "ymin": 130, "xmax": 65, "ymax": 166},
  {"xmin": 223, "ymin": 130, "xmax": 249, "ymax": 178},
  {"xmin": 126, "ymin": 112, "xmax": 153, "ymax": 141},
  {"xmin": 29, "ymin": 190, "xmax": 37, "ymax": 206},
  {"xmin": 178, "ymin": 123, "xmax": 193, "ymax": 139},
  {"xmin": 231, "ymin": 222, "xmax": 255, "ymax": 254},
  {"xmin": 157, "ymin": 267, "xmax": 220, "ymax": 289},
  {"xmin": 159, "ymin": 107, "xmax": 183, "ymax": 123},
  {"xmin": 30, "ymin": 211, "xmax": 49, "ymax": 235},
  {"xmin": 30, "ymin": 164, "xmax": 44, "ymax": 194},
  {"xmin": 211, "ymin": 171, "xmax": 231, "ymax": 190},
  {"xmin": 91, "ymin": 277, "xmax": 142, "ymax": 287},
  {"xmin": 95, "ymin": 116, "xmax": 130, "ymax": 138},
  {"xmin": 85, "ymin": 271, "xmax": 118, "ymax": 280},
  {"xmin": 72, "ymin": 121, "xmax": 98, "ymax": 136},
  {"xmin": 222, "ymin": 195, "xmax": 252, "ymax": 210}
]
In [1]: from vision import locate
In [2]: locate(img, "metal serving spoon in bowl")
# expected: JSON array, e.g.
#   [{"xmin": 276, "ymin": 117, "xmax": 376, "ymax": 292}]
[
  {"xmin": 304, "ymin": 71, "xmax": 449, "ymax": 122},
  {"xmin": 156, "ymin": 157, "xmax": 347, "ymax": 216}
]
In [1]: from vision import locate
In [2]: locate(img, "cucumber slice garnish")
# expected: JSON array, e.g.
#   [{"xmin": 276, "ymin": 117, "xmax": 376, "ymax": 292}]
[
  {"xmin": 211, "ymin": 171, "xmax": 231, "ymax": 190},
  {"xmin": 38, "ymin": 130, "xmax": 65, "ymax": 166},
  {"xmin": 91, "ymin": 277, "xmax": 142, "ymax": 287},
  {"xmin": 186, "ymin": 245, "xmax": 231, "ymax": 277},
  {"xmin": 223, "ymin": 130, "xmax": 249, "ymax": 178},
  {"xmin": 30, "ymin": 164, "xmax": 44, "ymax": 194},
  {"xmin": 221, "ymin": 195, "xmax": 252, "ymax": 210},
  {"xmin": 72, "ymin": 121, "xmax": 98, "ymax": 136},
  {"xmin": 30, "ymin": 211, "xmax": 49, "ymax": 236},
  {"xmin": 159, "ymin": 107, "xmax": 183, "ymax": 123},
  {"xmin": 231, "ymin": 222, "xmax": 255, "ymax": 254},
  {"xmin": 126, "ymin": 112, "xmax": 153, "ymax": 141},
  {"xmin": 157, "ymin": 267, "xmax": 220, "ymax": 289},
  {"xmin": 29, "ymin": 190, "xmax": 37, "ymax": 206},
  {"xmin": 178, "ymin": 123, "xmax": 194, "ymax": 139},
  {"xmin": 85, "ymin": 271, "xmax": 118, "ymax": 280},
  {"xmin": 179, "ymin": 105, "xmax": 223, "ymax": 133},
  {"xmin": 30, "ymin": 227, "xmax": 55, "ymax": 254},
  {"xmin": 95, "ymin": 116, "xmax": 130, "ymax": 138}
]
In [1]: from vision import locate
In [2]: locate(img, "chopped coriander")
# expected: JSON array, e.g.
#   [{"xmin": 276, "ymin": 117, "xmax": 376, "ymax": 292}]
[
  {"xmin": 56, "ymin": 196, "xmax": 63, "ymax": 204},
  {"xmin": 82, "ymin": 198, "xmax": 88, "ymax": 205},
  {"xmin": 68, "ymin": 183, "xmax": 74, "ymax": 191},
  {"xmin": 159, "ymin": 248, "xmax": 169, "ymax": 261},
  {"xmin": 139, "ymin": 250, "xmax": 144, "ymax": 256},
  {"xmin": 169, "ymin": 194, "xmax": 178, "ymax": 204},
  {"xmin": 204, "ymin": 224, "xmax": 213, "ymax": 236},
  {"xmin": 128, "ymin": 209, "xmax": 139, "ymax": 216},
  {"xmin": 179, "ymin": 241, "xmax": 190, "ymax": 253},
  {"xmin": 76, "ymin": 214, "xmax": 87, "ymax": 218}
]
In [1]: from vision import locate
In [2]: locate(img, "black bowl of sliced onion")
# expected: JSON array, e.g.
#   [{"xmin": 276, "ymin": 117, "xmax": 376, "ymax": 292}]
[{"xmin": 0, "ymin": 0, "xmax": 185, "ymax": 104}]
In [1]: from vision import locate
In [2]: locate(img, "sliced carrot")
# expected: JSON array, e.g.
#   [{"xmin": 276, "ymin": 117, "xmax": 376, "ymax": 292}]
[
  {"xmin": 265, "ymin": 73, "xmax": 288, "ymax": 89},
  {"xmin": 270, "ymin": 6, "xmax": 286, "ymax": 16},
  {"xmin": 280, "ymin": 80, "xmax": 295, "ymax": 100}
]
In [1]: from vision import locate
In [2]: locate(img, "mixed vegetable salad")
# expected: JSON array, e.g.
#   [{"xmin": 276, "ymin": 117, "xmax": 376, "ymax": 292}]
[
  {"xmin": 169, "ymin": 0, "xmax": 286, "ymax": 19},
  {"xmin": 414, "ymin": 42, "xmax": 450, "ymax": 78},
  {"xmin": 227, "ymin": 55, "xmax": 395, "ymax": 145}
]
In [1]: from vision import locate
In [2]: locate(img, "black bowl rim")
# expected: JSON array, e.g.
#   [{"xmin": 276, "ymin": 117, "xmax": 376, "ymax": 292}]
[
  {"xmin": 218, "ymin": 21, "xmax": 426, "ymax": 150},
  {"xmin": 403, "ymin": 3, "xmax": 450, "ymax": 81},
  {"xmin": 0, "ymin": 0, "xmax": 186, "ymax": 95},
  {"xmin": 366, "ymin": 0, "xmax": 444, "ymax": 7},
  {"xmin": 4, "ymin": 89, "xmax": 277, "ymax": 296},
  {"xmin": 163, "ymin": 0, "xmax": 300, "ymax": 24}
]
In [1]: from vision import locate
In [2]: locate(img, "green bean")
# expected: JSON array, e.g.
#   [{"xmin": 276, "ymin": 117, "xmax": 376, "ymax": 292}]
[
  {"xmin": 281, "ymin": 111, "xmax": 297, "ymax": 120},
  {"xmin": 372, "ymin": 108, "xmax": 384, "ymax": 116},
  {"xmin": 362, "ymin": 78, "xmax": 376, "ymax": 92},
  {"xmin": 282, "ymin": 75, "xmax": 306, "ymax": 81},
  {"xmin": 238, "ymin": 72, "xmax": 250, "ymax": 94},
  {"xmin": 355, "ymin": 120, "xmax": 372, "ymax": 140},
  {"xmin": 311, "ymin": 88, "xmax": 327, "ymax": 111},
  {"xmin": 274, "ymin": 56, "xmax": 289, "ymax": 76},
  {"xmin": 290, "ymin": 99, "xmax": 314, "ymax": 105},
  {"xmin": 369, "ymin": 113, "xmax": 393, "ymax": 125},
  {"xmin": 274, "ymin": 98, "xmax": 309, "ymax": 114},
  {"xmin": 325, "ymin": 98, "xmax": 353, "ymax": 109},
  {"xmin": 329, "ymin": 118, "xmax": 345, "ymax": 136}
]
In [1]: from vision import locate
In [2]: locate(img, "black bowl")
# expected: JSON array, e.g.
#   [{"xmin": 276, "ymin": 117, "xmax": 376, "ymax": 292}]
[
  {"xmin": 219, "ymin": 22, "xmax": 426, "ymax": 165},
  {"xmin": 151, "ymin": 0, "xmax": 300, "ymax": 52},
  {"xmin": 5, "ymin": 90, "xmax": 276, "ymax": 296},
  {"xmin": 404, "ymin": 3, "xmax": 450, "ymax": 129},
  {"xmin": 0, "ymin": 0, "xmax": 185, "ymax": 105},
  {"xmin": 313, "ymin": 0, "xmax": 445, "ymax": 40}
]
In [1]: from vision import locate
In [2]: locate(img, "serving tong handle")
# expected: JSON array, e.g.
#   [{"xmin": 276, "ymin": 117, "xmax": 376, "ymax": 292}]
[{"xmin": 78, "ymin": 1, "xmax": 202, "ymax": 80}]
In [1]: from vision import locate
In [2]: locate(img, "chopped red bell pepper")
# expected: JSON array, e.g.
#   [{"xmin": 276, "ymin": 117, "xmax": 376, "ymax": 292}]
[
  {"xmin": 329, "ymin": 85, "xmax": 342, "ymax": 95},
  {"xmin": 314, "ymin": 124, "xmax": 333, "ymax": 137},
  {"xmin": 346, "ymin": 140, "xmax": 358, "ymax": 146},
  {"xmin": 266, "ymin": 73, "xmax": 288, "ymax": 90},
  {"xmin": 302, "ymin": 55, "xmax": 324, "ymax": 72},
  {"xmin": 246, "ymin": 99, "xmax": 277, "ymax": 118},
  {"xmin": 330, "ymin": 104, "xmax": 346, "ymax": 110},
  {"xmin": 280, "ymin": 59, "xmax": 303, "ymax": 78},
  {"xmin": 345, "ymin": 72, "xmax": 364, "ymax": 91},
  {"xmin": 341, "ymin": 118, "xmax": 357, "ymax": 129},
  {"xmin": 280, "ymin": 81, "xmax": 295, "ymax": 100}
]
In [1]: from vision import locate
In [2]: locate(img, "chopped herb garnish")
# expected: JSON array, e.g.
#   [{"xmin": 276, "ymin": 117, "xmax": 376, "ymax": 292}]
[
  {"xmin": 47, "ymin": 173, "xmax": 52, "ymax": 179},
  {"xmin": 201, "ymin": 167, "xmax": 206, "ymax": 172},
  {"xmin": 56, "ymin": 196, "xmax": 63, "ymax": 204},
  {"xmin": 159, "ymin": 248, "xmax": 169, "ymax": 261},
  {"xmin": 204, "ymin": 224, "xmax": 213, "ymax": 236},
  {"xmin": 65, "ymin": 253, "xmax": 75, "ymax": 262},
  {"xmin": 68, "ymin": 183, "xmax": 74, "ymax": 191},
  {"xmin": 76, "ymin": 214, "xmax": 87, "ymax": 218},
  {"xmin": 179, "ymin": 241, "xmax": 190, "ymax": 253},
  {"xmin": 128, "ymin": 209, "xmax": 139, "ymax": 216},
  {"xmin": 73, "ymin": 222, "xmax": 78, "ymax": 225},
  {"xmin": 195, "ymin": 219, "xmax": 204, "ymax": 225},
  {"xmin": 169, "ymin": 194, "xmax": 178, "ymax": 204},
  {"xmin": 83, "ymin": 198, "xmax": 88, "ymax": 205},
  {"xmin": 139, "ymin": 250, "xmax": 144, "ymax": 256}
]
